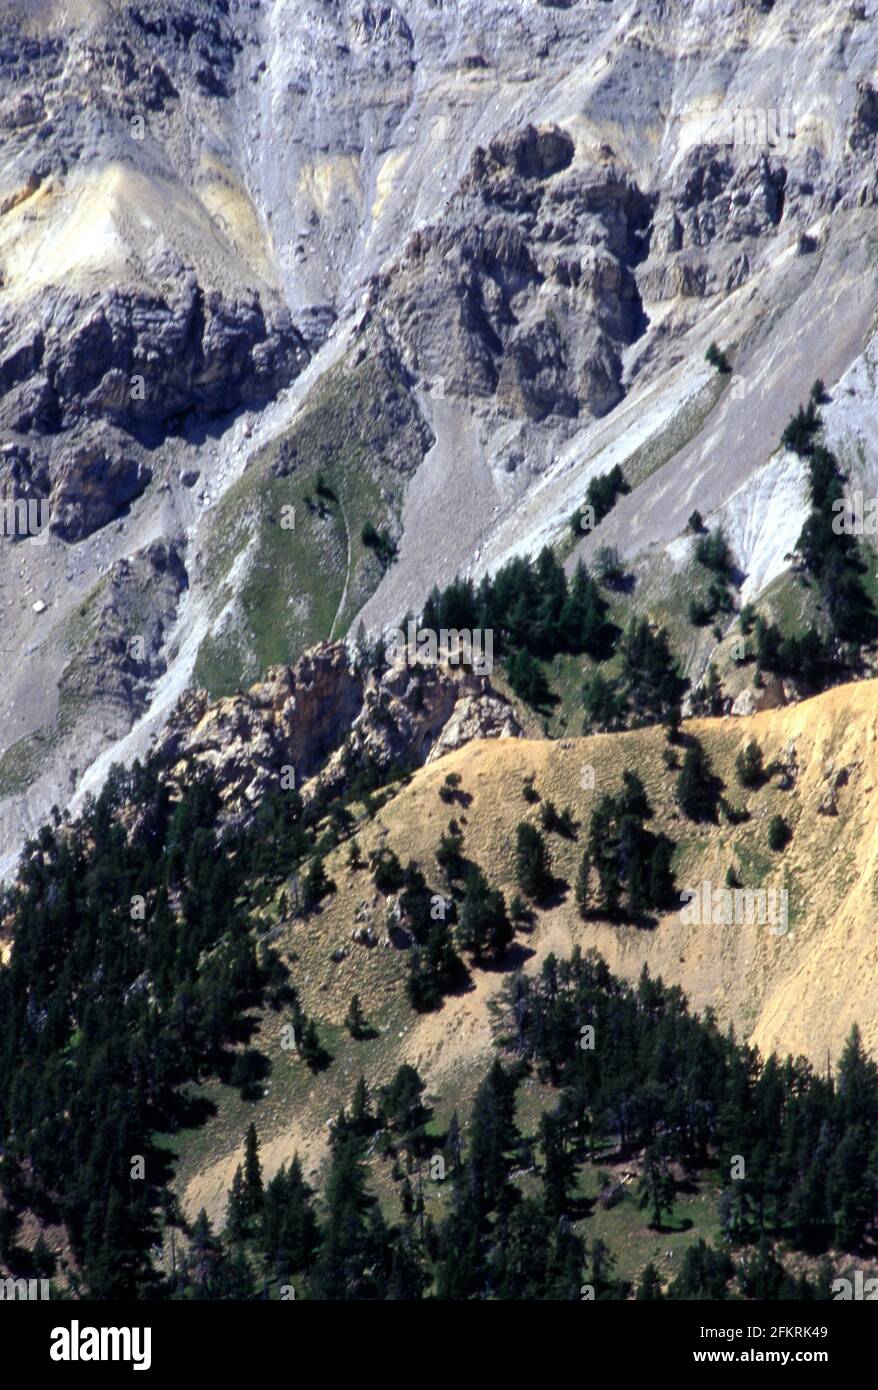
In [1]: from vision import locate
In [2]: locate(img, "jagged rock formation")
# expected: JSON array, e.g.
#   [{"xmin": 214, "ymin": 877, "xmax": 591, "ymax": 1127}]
[
  {"xmin": 0, "ymin": 0, "xmax": 311, "ymax": 549},
  {"xmin": 0, "ymin": 267, "xmax": 308, "ymax": 440},
  {"xmin": 153, "ymin": 644, "xmax": 363, "ymax": 805},
  {"xmin": 61, "ymin": 540, "xmax": 188, "ymax": 724},
  {"xmin": 372, "ymin": 123, "xmax": 652, "ymax": 420},
  {"xmin": 318, "ymin": 650, "xmax": 520, "ymax": 795},
  {"xmin": 152, "ymin": 640, "xmax": 520, "ymax": 809},
  {"xmin": 4, "ymin": 0, "xmax": 878, "ymax": 877}
]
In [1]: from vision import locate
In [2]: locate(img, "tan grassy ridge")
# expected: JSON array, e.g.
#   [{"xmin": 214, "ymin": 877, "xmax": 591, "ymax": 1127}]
[{"xmin": 180, "ymin": 678, "xmax": 878, "ymax": 1224}]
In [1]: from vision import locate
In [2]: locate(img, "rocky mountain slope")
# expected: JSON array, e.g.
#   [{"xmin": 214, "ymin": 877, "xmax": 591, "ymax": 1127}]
[
  {"xmin": 3, "ymin": 0, "xmax": 878, "ymax": 878},
  {"xmin": 6, "ymin": 0, "xmax": 878, "ymax": 1313}
]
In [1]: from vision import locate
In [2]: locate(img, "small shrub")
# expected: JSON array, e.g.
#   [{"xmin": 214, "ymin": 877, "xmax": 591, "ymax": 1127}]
[
  {"xmin": 736, "ymin": 739, "xmax": 765, "ymax": 789},
  {"xmin": 768, "ymin": 814, "xmax": 791, "ymax": 851},
  {"xmin": 705, "ymin": 342, "xmax": 731, "ymax": 373},
  {"xmin": 370, "ymin": 846, "xmax": 406, "ymax": 893},
  {"xmin": 439, "ymin": 771, "xmax": 462, "ymax": 803}
]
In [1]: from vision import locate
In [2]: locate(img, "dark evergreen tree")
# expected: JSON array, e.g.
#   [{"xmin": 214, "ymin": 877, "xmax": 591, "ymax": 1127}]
[
  {"xmin": 456, "ymin": 869, "xmax": 513, "ymax": 963},
  {"xmin": 349, "ymin": 1076, "xmax": 375, "ymax": 1137},
  {"xmin": 581, "ymin": 669, "xmax": 625, "ymax": 730},
  {"xmin": 541, "ymin": 1112, "xmax": 576, "ymax": 1222},
  {"xmin": 621, "ymin": 618, "xmax": 684, "ymax": 723},
  {"xmin": 301, "ymin": 857, "xmax": 333, "ymax": 913},
  {"xmin": 226, "ymin": 1167, "xmax": 248, "ymax": 1244},
  {"xmin": 311, "ymin": 1133, "xmax": 390, "ymax": 1299},
  {"xmin": 637, "ymin": 1146, "xmax": 675, "ymax": 1230},
  {"xmin": 345, "ymin": 993, "xmax": 369, "ymax": 1039},
  {"xmin": 636, "ymin": 1262, "xmax": 665, "ymax": 1300},
  {"xmin": 676, "ymin": 740, "xmax": 719, "ymax": 821},
  {"xmin": 489, "ymin": 1199, "xmax": 549, "ymax": 1300},
  {"xmin": 574, "ymin": 850, "xmax": 591, "ymax": 920},
  {"xmin": 768, "ymin": 814, "xmax": 791, "ymax": 851},
  {"xmin": 299, "ymin": 1018, "xmax": 327, "ymax": 1071},
  {"xmin": 406, "ymin": 920, "xmax": 461, "ymax": 1012},
  {"xmin": 505, "ymin": 649, "xmax": 552, "ymax": 708},
  {"xmin": 736, "ymin": 739, "xmax": 765, "ymax": 788},
  {"xmin": 243, "ymin": 1123, "xmax": 264, "ymax": 1220},
  {"xmin": 262, "ymin": 1156, "xmax": 319, "ymax": 1279},
  {"xmin": 379, "ymin": 1065, "xmax": 431, "ymax": 1160},
  {"xmin": 668, "ymin": 1240, "xmax": 734, "ymax": 1300},
  {"xmin": 467, "ymin": 1060, "xmax": 522, "ymax": 1218},
  {"xmin": 514, "ymin": 822, "xmax": 552, "ymax": 902}
]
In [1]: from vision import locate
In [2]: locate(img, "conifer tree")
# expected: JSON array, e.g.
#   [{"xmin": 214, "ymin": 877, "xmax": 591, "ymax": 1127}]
[
  {"xmin": 387, "ymin": 1230, "xmax": 428, "ymax": 1300},
  {"xmin": 768, "ymin": 814, "xmax": 790, "ymax": 851},
  {"xmin": 301, "ymin": 856, "xmax": 333, "ymax": 913},
  {"xmin": 262, "ymin": 1158, "xmax": 314, "ymax": 1281},
  {"xmin": 676, "ymin": 740, "xmax": 719, "ymax": 821},
  {"xmin": 435, "ymin": 1184, "xmax": 485, "ymax": 1300},
  {"xmin": 514, "ymin": 822, "xmax": 552, "ymax": 902},
  {"xmin": 243, "ymin": 1123, "xmax": 264, "ymax": 1219},
  {"xmin": 311, "ymin": 1133, "xmax": 390, "ymax": 1300},
  {"xmin": 187, "ymin": 1209, "xmax": 222, "ymax": 1296},
  {"xmin": 587, "ymin": 794, "xmax": 622, "ymax": 915},
  {"xmin": 446, "ymin": 1110, "xmax": 464, "ymax": 1174},
  {"xmin": 736, "ymin": 738, "xmax": 765, "ymax": 788},
  {"xmin": 226, "ymin": 1166, "xmax": 248, "ymax": 1244},
  {"xmin": 468, "ymin": 1060, "xmax": 521, "ymax": 1217},
  {"xmin": 648, "ymin": 834, "xmax": 676, "ymax": 909},
  {"xmin": 574, "ymin": 850, "xmax": 591, "ymax": 920},
  {"xmin": 636, "ymin": 1262, "xmax": 665, "ymax": 1300},
  {"xmin": 540, "ymin": 1112, "xmax": 576, "ymax": 1222},
  {"xmin": 637, "ymin": 1146, "xmax": 675, "ymax": 1231},
  {"xmin": 349, "ymin": 1076, "xmax": 375, "ymax": 1137},
  {"xmin": 379, "ymin": 1064, "xmax": 431, "ymax": 1159},
  {"xmin": 406, "ymin": 918, "xmax": 461, "ymax": 1011},
  {"xmin": 299, "ymin": 1017, "xmax": 325, "ymax": 1071},
  {"xmin": 456, "ymin": 869, "xmax": 513, "ymax": 962},
  {"xmin": 581, "ymin": 669, "xmax": 624, "ymax": 730},
  {"xmin": 345, "ymin": 993, "xmax": 368, "ymax": 1039}
]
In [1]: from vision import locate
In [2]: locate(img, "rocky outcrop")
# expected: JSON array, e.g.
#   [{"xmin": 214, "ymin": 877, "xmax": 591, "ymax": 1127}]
[
  {"xmin": 0, "ymin": 266, "xmax": 309, "ymax": 439},
  {"xmin": 0, "ymin": 441, "xmax": 50, "ymax": 518},
  {"xmin": 0, "ymin": 5, "xmax": 311, "ymax": 562},
  {"xmin": 0, "ymin": 426, "xmax": 151, "ymax": 543},
  {"xmin": 371, "ymin": 125, "xmax": 651, "ymax": 422},
  {"xmin": 641, "ymin": 148, "xmax": 786, "ymax": 302},
  {"xmin": 60, "ymin": 540, "xmax": 188, "ymax": 722},
  {"xmin": 487, "ymin": 123, "xmax": 575, "ymax": 180},
  {"xmin": 48, "ymin": 431, "xmax": 152, "ymax": 542},
  {"xmin": 427, "ymin": 692, "xmax": 521, "ymax": 760},
  {"xmin": 153, "ymin": 644, "xmax": 363, "ymax": 805},
  {"xmin": 730, "ymin": 680, "xmax": 787, "ymax": 717},
  {"xmin": 848, "ymin": 80, "xmax": 878, "ymax": 153},
  {"xmin": 321, "ymin": 657, "xmax": 522, "ymax": 794},
  {"xmin": 152, "ymin": 641, "xmax": 521, "ymax": 811},
  {"xmin": 817, "ymin": 761, "xmax": 856, "ymax": 816},
  {"xmin": 271, "ymin": 325, "xmax": 432, "ymax": 481},
  {"xmin": 775, "ymin": 740, "xmax": 799, "ymax": 792}
]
